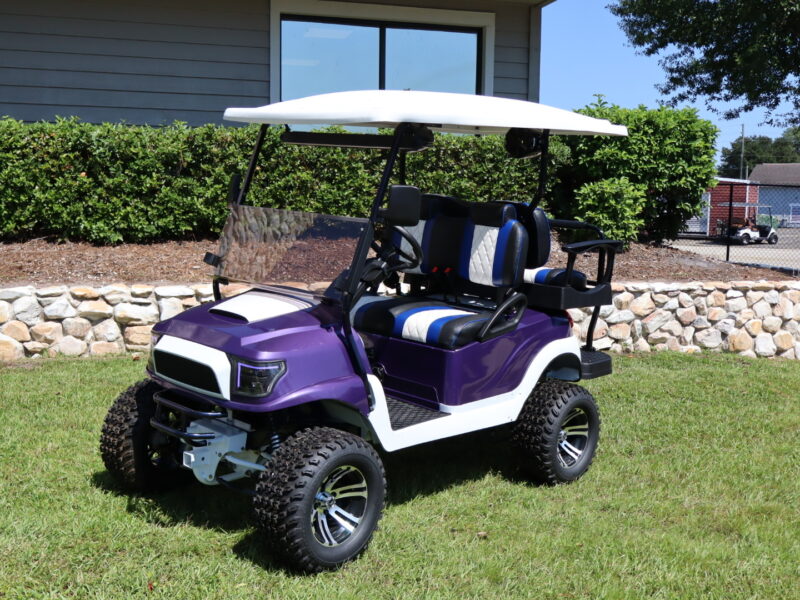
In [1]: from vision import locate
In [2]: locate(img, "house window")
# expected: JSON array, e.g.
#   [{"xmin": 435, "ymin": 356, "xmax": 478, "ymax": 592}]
[
  {"xmin": 790, "ymin": 204, "xmax": 800, "ymax": 224},
  {"xmin": 271, "ymin": 1, "xmax": 495, "ymax": 103},
  {"xmin": 280, "ymin": 16, "xmax": 481, "ymax": 101}
]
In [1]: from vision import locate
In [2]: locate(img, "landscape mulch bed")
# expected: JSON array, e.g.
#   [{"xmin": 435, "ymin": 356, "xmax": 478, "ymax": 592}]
[{"xmin": 0, "ymin": 236, "xmax": 793, "ymax": 288}]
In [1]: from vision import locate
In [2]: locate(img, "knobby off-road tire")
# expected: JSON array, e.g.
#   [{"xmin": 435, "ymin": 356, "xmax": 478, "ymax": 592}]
[
  {"xmin": 253, "ymin": 427, "xmax": 386, "ymax": 573},
  {"xmin": 100, "ymin": 380, "xmax": 186, "ymax": 492},
  {"xmin": 512, "ymin": 379, "xmax": 601, "ymax": 485}
]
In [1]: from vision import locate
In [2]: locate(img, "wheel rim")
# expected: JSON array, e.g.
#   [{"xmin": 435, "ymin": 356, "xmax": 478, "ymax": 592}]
[
  {"xmin": 311, "ymin": 465, "xmax": 368, "ymax": 547},
  {"xmin": 557, "ymin": 407, "xmax": 590, "ymax": 468}
]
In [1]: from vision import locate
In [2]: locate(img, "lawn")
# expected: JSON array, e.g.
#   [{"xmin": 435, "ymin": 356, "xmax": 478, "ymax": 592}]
[{"xmin": 0, "ymin": 353, "xmax": 798, "ymax": 599}]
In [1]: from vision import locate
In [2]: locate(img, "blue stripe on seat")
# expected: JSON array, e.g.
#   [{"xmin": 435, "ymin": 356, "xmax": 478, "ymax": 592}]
[
  {"xmin": 424, "ymin": 313, "xmax": 471, "ymax": 344},
  {"xmin": 534, "ymin": 268, "xmax": 555, "ymax": 283},
  {"xmin": 392, "ymin": 306, "xmax": 443, "ymax": 336},
  {"xmin": 458, "ymin": 221, "xmax": 475, "ymax": 279},
  {"xmin": 492, "ymin": 220, "xmax": 516, "ymax": 285}
]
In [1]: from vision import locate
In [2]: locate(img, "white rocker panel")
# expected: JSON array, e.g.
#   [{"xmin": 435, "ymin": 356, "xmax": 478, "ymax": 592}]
[{"xmin": 366, "ymin": 336, "xmax": 581, "ymax": 451}]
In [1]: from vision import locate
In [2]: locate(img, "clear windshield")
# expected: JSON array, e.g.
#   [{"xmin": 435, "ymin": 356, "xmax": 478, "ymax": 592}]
[{"xmin": 215, "ymin": 204, "xmax": 367, "ymax": 296}]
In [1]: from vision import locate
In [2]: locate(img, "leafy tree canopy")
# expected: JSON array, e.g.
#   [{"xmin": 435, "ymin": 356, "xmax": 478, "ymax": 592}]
[
  {"xmin": 549, "ymin": 98, "xmax": 718, "ymax": 245},
  {"xmin": 609, "ymin": 0, "xmax": 800, "ymax": 126},
  {"xmin": 718, "ymin": 128, "xmax": 800, "ymax": 178}
]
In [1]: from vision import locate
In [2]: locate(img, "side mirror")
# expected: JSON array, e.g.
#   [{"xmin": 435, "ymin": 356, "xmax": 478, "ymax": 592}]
[{"xmin": 382, "ymin": 185, "xmax": 421, "ymax": 226}]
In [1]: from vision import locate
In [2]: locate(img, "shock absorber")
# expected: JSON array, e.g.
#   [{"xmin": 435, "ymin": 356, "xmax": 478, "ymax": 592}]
[{"xmin": 269, "ymin": 432, "xmax": 281, "ymax": 453}]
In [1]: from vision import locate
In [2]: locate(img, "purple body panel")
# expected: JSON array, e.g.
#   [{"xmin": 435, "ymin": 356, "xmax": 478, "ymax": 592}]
[
  {"xmin": 150, "ymin": 294, "xmax": 371, "ymax": 415},
  {"xmin": 364, "ymin": 309, "xmax": 571, "ymax": 407}
]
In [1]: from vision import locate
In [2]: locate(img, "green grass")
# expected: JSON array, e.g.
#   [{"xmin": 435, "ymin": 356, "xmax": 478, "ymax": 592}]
[{"xmin": 0, "ymin": 353, "xmax": 798, "ymax": 599}]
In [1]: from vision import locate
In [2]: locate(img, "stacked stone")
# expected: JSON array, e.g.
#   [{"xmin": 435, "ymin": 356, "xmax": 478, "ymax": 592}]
[
  {"xmin": 2, "ymin": 279, "xmax": 800, "ymax": 362},
  {"xmin": 569, "ymin": 280, "xmax": 800, "ymax": 359},
  {"xmin": 0, "ymin": 284, "xmax": 213, "ymax": 361}
]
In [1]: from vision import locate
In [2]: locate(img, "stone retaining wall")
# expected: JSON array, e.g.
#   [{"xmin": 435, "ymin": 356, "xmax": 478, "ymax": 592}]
[
  {"xmin": 1, "ymin": 280, "xmax": 799, "ymax": 361},
  {"xmin": 570, "ymin": 280, "xmax": 800, "ymax": 359}
]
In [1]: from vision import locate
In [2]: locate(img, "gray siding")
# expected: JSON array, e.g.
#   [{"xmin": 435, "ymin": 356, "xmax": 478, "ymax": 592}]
[
  {"xmin": 760, "ymin": 188, "xmax": 800, "ymax": 226},
  {"xmin": 0, "ymin": 0, "xmax": 536, "ymax": 124},
  {"xmin": 0, "ymin": 0, "xmax": 270, "ymax": 125}
]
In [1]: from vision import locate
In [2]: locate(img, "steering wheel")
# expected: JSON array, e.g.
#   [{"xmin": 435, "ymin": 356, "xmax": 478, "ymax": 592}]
[{"xmin": 371, "ymin": 225, "xmax": 423, "ymax": 271}]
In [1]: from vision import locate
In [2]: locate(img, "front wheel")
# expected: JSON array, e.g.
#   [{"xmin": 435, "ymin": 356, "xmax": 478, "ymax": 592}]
[
  {"xmin": 100, "ymin": 380, "xmax": 187, "ymax": 492},
  {"xmin": 253, "ymin": 427, "xmax": 386, "ymax": 573},
  {"xmin": 768, "ymin": 233, "xmax": 778, "ymax": 245},
  {"xmin": 511, "ymin": 380, "xmax": 600, "ymax": 484},
  {"xmin": 741, "ymin": 234, "xmax": 750, "ymax": 245}
]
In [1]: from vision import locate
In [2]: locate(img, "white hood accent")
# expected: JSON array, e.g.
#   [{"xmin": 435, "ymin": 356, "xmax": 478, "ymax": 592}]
[{"xmin": 209, "ymin": 290, "xmax": 310, "ymax": 323}]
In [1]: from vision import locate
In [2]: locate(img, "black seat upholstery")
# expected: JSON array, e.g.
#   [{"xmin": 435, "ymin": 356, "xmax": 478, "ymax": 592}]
[
  {"xmin": 521, "ymin": 206, "xmax": 588, "ymax": 290},
  {"xmin": 354, "ymin": 297, "xmax": 491, "ymax": 349},
  {"xmin": 355, "ymin": 196, "xmax": 529, "ymax": 349}
]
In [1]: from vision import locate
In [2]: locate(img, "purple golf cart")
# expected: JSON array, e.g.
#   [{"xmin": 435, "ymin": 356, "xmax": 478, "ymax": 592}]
[{"xmin": 100, "ymin": 90, "xmax": 628, "ymax": 572}]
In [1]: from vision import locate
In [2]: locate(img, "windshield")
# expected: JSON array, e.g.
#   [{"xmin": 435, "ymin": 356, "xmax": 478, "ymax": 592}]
[{"xmin": 214, "ymin": 204, "xmax": 367, "ymax": 297}]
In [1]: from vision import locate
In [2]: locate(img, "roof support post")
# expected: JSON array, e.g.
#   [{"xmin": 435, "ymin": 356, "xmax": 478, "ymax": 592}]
[{"xmin": 237, "ymin": 124, "xmax": 269, "ymax": 205}]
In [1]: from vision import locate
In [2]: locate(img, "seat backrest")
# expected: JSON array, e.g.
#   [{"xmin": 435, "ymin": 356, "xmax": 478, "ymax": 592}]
[
  {"xmin": 398, "ymin": 194, "xmax": 529, "ymax": 291},
  {"xmin": 524, "ymin": 206, "xmax": 551, "ymax": 268},
  {"xmin": 456, "ymin": 202, "xmax": 528, "ymax": 288}
]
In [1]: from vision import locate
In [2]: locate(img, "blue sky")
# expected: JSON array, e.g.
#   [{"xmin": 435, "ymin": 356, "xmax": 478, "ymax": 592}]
[{"xmin": 540, "ymin": 0, "xmax": 787, "ymax": 160}]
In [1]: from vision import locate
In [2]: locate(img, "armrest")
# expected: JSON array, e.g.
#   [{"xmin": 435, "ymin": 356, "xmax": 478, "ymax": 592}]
[
  {"xmin": 562, "ymin": 239, "xmax": 623, "ymax": 254},
  {"xmin": 548, "ymin": 218, "xmax": 604, "ymax": 238},
  {"xmin": 477, "ymin": 292, "xmax": 527, "ymax": 342}
]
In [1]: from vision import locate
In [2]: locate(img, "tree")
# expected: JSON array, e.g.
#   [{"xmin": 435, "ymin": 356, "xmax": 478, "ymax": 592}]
[
  {"xmin": 609, "ymin": 1, "xmax": 800, "ymax": 126},
  {"xmin": 718, "ymin": 129, "xmax": 800, "ymax": 178},
  {"xmin": 549, "ymin": 98, "xmax": 718, "ymax": 245}
]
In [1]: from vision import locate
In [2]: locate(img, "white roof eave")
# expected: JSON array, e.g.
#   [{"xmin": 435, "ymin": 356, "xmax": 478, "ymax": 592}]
[{"xmin": 223, "ymin": 90, "xmax": 628, "ymax": 137}]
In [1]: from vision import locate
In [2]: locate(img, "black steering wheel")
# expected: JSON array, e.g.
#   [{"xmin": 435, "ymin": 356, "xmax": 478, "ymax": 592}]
[{"xmin": 371, "ymin": 225, "xmax": 423, "ymax": 271}]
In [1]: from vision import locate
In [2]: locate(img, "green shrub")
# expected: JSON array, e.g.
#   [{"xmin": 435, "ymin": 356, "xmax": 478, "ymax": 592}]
[
  {"xmin": 549, "ymin": 97, "xmax": 718, "ymax": 244},
  {"xmin": 0, "ymin": 118, "xmax": 558, "ymax": 244},
  {"xmin": 574, "ymin": 177, "xmax": 647, "ymax": 245}
]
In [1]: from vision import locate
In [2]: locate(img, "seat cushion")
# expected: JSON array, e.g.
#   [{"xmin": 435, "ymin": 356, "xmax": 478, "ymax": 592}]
[
  {"xmin": 353, "ymin": 296, "xmax": 490, "ymax": 349},
  {"xmin": 523, "ymin": 267, "xmax": 588, "ymax": 290}
]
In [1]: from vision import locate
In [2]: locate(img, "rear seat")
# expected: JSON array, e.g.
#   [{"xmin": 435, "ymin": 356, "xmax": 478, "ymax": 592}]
[{"xmin": 354, "ymin": 195, "xmax": 529, "ymax": 349}]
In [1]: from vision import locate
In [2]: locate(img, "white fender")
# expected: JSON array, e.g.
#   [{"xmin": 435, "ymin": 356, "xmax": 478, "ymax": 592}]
[{"xmin": 366, "ymin": 336, "xmax": 581, "ymax": 451}]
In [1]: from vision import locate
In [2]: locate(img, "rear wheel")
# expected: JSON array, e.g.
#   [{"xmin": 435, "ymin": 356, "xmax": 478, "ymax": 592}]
[
  {"xmin": 100, "ymin": 380, "xmax": 187, "ymax": 492},
  {"xmin": 253, "ymin": 427, "xmax": 386, "ymax": 573},
  {"xmin": 511, "ymin": 379, "xmax": 600, "ymax": 484}
]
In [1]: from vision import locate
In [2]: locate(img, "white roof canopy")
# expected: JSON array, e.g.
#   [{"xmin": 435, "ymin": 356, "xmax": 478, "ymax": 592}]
[{"xmin": 224, "ymin": 90, "xmax": 628, "ymax": 137}]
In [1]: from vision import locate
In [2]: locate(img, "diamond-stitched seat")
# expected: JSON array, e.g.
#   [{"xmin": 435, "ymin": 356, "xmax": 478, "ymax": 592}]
[{"xmin": 354, "ymin": 197, "xmax": 528, "ymax": 348}]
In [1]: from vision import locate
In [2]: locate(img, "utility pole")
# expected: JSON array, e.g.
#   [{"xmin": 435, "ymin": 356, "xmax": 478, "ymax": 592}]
[{"xmin": 739, "ymin": 124, "xmax": 745, "ymax": 179}]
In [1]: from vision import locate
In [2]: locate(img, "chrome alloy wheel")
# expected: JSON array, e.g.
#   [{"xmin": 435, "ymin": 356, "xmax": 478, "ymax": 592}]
[
  {"xmin": 557, "ymin": 407, "xmax": 590, "ymax": 468},
  {"xmin": 311, "ymin": 465, "xmax": 368, "ymax": 547}
]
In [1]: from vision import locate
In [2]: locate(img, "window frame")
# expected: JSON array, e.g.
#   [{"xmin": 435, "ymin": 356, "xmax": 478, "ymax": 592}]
[{"xmin": 270, "ymin": 0, "xmax": 495, "ymax": 103}]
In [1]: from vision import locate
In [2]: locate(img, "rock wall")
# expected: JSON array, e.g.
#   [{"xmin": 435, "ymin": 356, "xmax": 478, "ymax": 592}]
[
  {"xmin": 570, "ymin": 280, "xmax": 800, "ymax": 359},
  {"xmin": 1, "ymin": 279, "xmax": 799, "ymax": 362},
  {"xmin": 0, "ymin": 284, "xmax": 213, "ymax": 361}
]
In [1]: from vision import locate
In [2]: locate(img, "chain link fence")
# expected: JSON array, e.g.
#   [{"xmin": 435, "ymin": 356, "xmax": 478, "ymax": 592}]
[{"xmin": 673, "ymin": 181, "xmax": 800, "ymax": 276}]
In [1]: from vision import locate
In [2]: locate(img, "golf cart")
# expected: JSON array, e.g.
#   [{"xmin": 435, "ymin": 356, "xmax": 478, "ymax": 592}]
[
  {"xmin": 719, "ymin": 203, "xmax": 778, "ymax": 245},
  {"xmin": 100, "ymin": 90, "xmax": 627, "ymax": 572}
]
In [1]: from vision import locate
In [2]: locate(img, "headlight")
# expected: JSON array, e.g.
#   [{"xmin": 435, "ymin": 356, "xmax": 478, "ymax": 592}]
[{"xmin": 231, "ymin": 358, "xmax": 286, "ymax": 397}]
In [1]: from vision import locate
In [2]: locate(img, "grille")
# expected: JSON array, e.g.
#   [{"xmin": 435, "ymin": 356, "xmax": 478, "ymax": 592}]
[{"xmin": 153, "ymin": 350, "xmax": 221, "ymax": 395}]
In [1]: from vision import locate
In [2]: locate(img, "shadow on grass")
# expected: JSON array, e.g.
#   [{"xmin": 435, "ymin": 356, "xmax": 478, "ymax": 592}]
[{"xmin": 91, "ymin": 425, "xmax": 531, "ymax": 571}]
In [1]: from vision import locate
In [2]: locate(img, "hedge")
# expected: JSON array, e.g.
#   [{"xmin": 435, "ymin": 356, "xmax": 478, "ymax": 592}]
[
  {"xmin": 0, "ymin": 118, "xmax": 553, "ymax": 244},
  {"xmin": 550, "ymin": 98, "xmax": 718, "ymax": 244}
]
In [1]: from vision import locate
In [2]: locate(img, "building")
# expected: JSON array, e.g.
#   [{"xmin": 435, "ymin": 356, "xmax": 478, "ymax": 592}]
[
  {"xmin": 685, "ymin": 177, "xmax": 759, "ymax": 236},
  {"xmin": 749, "ymin": 163, "xmax": 800, "ymax": 228},
  {"xmin": 0, "ymin": 0, "xmax": 555, "ymax": 125}
]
